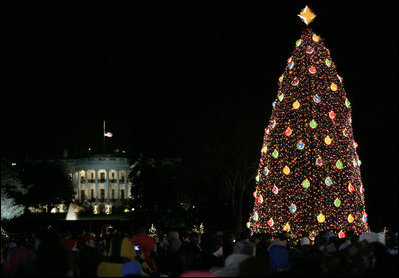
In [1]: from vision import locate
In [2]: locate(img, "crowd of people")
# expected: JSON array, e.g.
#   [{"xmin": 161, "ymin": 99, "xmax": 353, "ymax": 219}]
[{"xmin": 1, "ymin": 223, "xmax": 397, "ymax": 277}]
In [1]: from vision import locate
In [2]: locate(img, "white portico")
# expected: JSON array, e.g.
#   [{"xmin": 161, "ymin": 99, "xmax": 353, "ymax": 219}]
[{"xmin": 62, "ymin": 154, "xmax": 131, "ymax": 213}]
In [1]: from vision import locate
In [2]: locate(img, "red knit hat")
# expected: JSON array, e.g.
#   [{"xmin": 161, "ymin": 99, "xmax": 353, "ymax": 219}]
[
  {"xmin": 81, "ymin": 234, "xmax": 95, "ymax": 242},
  {"xmin": 62, "ymin": 238, "xmax": 77, "ymax": 250}
]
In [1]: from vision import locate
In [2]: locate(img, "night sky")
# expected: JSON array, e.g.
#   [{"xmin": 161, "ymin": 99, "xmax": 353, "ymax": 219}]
[{"xmin": 2, "ymin": 1, "xmax": 398, "ymax": 229}]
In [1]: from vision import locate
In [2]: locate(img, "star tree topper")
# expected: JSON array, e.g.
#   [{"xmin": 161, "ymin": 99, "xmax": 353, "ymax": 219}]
[{"xmin": 298, "ymin": 5, "xmax": 316, "ymax": 25}]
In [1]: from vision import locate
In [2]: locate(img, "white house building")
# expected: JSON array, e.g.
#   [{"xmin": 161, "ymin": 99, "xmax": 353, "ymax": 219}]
[{"xmin": 61, "ymin": 153, "xmax": 132, "ymax": 214}]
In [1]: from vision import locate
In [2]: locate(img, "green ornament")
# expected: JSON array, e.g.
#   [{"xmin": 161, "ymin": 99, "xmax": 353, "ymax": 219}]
[
  {"xmin": 296, "ymin": 39, "xmax": 302, "ymax": 47},
  {"xmin": 278, "ymin": 93, "xmax": 284, "ymax": 102},
  {"xmin": 336, "ymin": 160, "xmax": 343, "ymax": 169},
  {"xmin": 310, "ymin": 119, "xmax": 317, "ymax": 129},
  {"xmin": 345, "ymin": 98, "xmax": 351, "ymax": 108},
  {"xmin": 302, "ymin": 179, "xmax": 310, "ymax": 189},
  {"xmin": 272, "ymin": 149, "xmax": 279, "ymax": 158},
  {"xmin": 334, "ymin": 198, "xmax": 341, "ymax": 207},
  {"xmin": 326, "ymin": 59, "xmax": 332, "ymax": 67}
]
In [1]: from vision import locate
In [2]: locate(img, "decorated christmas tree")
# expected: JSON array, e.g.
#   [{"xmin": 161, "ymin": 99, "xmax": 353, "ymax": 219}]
[{"xmin": 248, "ymin": 6, "xmax": 369, "ymax": 240}]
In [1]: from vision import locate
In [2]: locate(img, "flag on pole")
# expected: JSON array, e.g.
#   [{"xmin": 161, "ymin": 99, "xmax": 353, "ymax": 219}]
[{"xmin": 104, "ymin": 132, "xmax": 113, "ymax": 137}]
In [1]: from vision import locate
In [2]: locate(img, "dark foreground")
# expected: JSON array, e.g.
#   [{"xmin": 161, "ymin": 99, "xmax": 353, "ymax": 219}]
[{"xmin": 1, "ymin": 218, "xmax": 398, "ymax": 277}]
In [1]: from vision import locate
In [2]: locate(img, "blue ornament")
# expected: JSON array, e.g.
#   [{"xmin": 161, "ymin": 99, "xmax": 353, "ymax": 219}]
[
  {"xmin": 263, "ymin": 167, "xmax": 269, "ymax": 175},
  {"xmin": 314, "ymin": 95, "xmax": 321, "ymax": 103},
  {"xmin": 253, "ymin": 211, "xmax": 259, "ymax": 221},
  {"xmin": 289, "ymin": 204, "xmax": 297, "ymax": 213},
  {"xmin": 272, "ymin": 101, "xmax": 276, "ymax": 108},
  {"xmin": 325, "ymin": 177, "xmax": 332, "ymax": 186},
  {"xmin": 297, "ymin": 141, "xmax": 305, "ymax": 150},
  {"xmin": 288, "ymin": 62, "xmax": 294, "ymax": 69}
]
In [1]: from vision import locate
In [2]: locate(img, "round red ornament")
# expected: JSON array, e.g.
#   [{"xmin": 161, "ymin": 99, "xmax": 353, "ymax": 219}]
[
  {"xmin": 284, "ymin": 127, "xmax": 292, "ymax": 136},
  {"xmin": 268, "ymin": 218, "xmax": 274, "ymax": 227},
  {"xmin": 309, "ymin": 66, "xmax": 316, "ymax": 74}
]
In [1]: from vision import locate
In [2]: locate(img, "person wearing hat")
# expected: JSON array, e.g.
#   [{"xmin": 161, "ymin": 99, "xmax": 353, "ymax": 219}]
[
  {"xmin": 268, "ymin": 233, "xmax": 291, "ymax": 272},
  {"xmin": 210, "ymin": 240, "xmax": 256, "ymax": 277},
  {"xmin": 297, "ymin": 236, "xmax": 312, "ymax": 257},
  {"xmin": 97, "ymin": 229, "xmax": 137, "ymax": 277},
  {"xmin": 324, "ymin": 231, "xmax": 337, "ymax": 256},
  {"xmin": 131, "ymin": 227, "xmax": 157, "ymax": 271},
  {"xmin": 79, "ymin": 233, "xmax": 101, "ymax": 277},
  {"xmin": 61, "ymin": 233, "xmax": 80, "ymax": 276},
  {"xmin": 171, "ymin": 232, "xmax": 201, "ymax": 276},
  {"xmin": 194, "ymin": 233, "xmax": 224, "ymax": 271}
]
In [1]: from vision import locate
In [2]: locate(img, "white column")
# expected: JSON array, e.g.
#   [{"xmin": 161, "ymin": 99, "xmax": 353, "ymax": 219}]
[
  {"xmin": 85, "ymin": 170, "xmax": 88, "ymax": 200},
  {"xmin": 124, "ymin": 169, "xmax": 128, "ymax": 198},
  {"xmin": 117, "ymin": 170, "xmax": 120, "ymax": 200},
  {"xmin": 74, "ymin": 172, "xmax": 79, "ymax": 201},
  {"xmin": 95, "ymin": 170, "xmax": 98, "ymax": 202},
  {"xmin": 78, "ymin": 171, "xmax": 81, "ymax": 202},
  {"xmin": 106, "ymin": 169, "xmax": 110, "ymax": 203}
]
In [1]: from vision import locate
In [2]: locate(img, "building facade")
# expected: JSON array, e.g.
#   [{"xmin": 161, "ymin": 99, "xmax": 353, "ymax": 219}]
[{"xmin": 61, "ymin": 154, "xmax": 132, "ymax": 214}]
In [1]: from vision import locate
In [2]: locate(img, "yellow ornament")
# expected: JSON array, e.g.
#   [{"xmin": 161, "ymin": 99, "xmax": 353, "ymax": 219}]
[
  {"xmin": 312, "ymin": 33, "xmax": 320, "ymax": 42},
  {"xmin": 298, "ymin": 5, "xmax": 316, "ymax": 25},
  {"xmin": 331, "ymin": 83, "xmax": 338, "ymax": 91},
  {"xmin": 283, "ymin": 166, "xmax": 290, "ymax": 175},
  {"xmin": 279, "ymin": 75, "xmax": 284, "ymax": 83},
  {"xmin": 261, "ymin": 146, "xmax": 267, "ymax": 153},
  {"xmin": 325, "ymin": 136, "xmax": 332, "ymax": 145},
  {"xmin": 292, "ymin": 100, "xmax": 300, "ymax": 109},
  {"xmin": 283, "ymin": 223, "xmax": 291, "ymax": 232},
  {"xmin": 317, "ymin": 213, "xmax": 325, "ymax": 223},
  {"xmin": 348, "ymin": 214, "xmax": 354, "ymax": 223}
]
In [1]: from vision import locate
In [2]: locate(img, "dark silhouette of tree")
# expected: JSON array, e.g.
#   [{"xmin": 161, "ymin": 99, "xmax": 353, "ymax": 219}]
[
  {"xmin": 128, "ymin": 154, "xmax": 189, "ymax": 229},
  {"xmin": 185, "ymin": 99, "xmax": 262, "ymax": 234},
  {"xmin": 20, "ymin": 160, "xmax": 74, "ymax": 213},
  {"xmin": 128, "ymin": 155, "xmax": 157, "ymax": 210}
]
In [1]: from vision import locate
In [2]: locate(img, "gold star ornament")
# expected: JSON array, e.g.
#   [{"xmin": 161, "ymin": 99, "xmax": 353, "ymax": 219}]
[{"xmin": 298, "ymin": 5, "xmax": 316, "ymax": 25}]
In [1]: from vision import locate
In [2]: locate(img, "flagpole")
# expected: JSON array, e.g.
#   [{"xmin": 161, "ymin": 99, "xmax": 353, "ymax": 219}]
[{"xmin": 103, "ymin": 120, "xmax": 105, "ymax": 152}]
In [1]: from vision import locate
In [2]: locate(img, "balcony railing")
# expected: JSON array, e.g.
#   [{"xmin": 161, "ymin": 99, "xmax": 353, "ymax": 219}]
[{"xmin": 82, "ymin": 178, "xmax": 125, "ymax": 183}]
